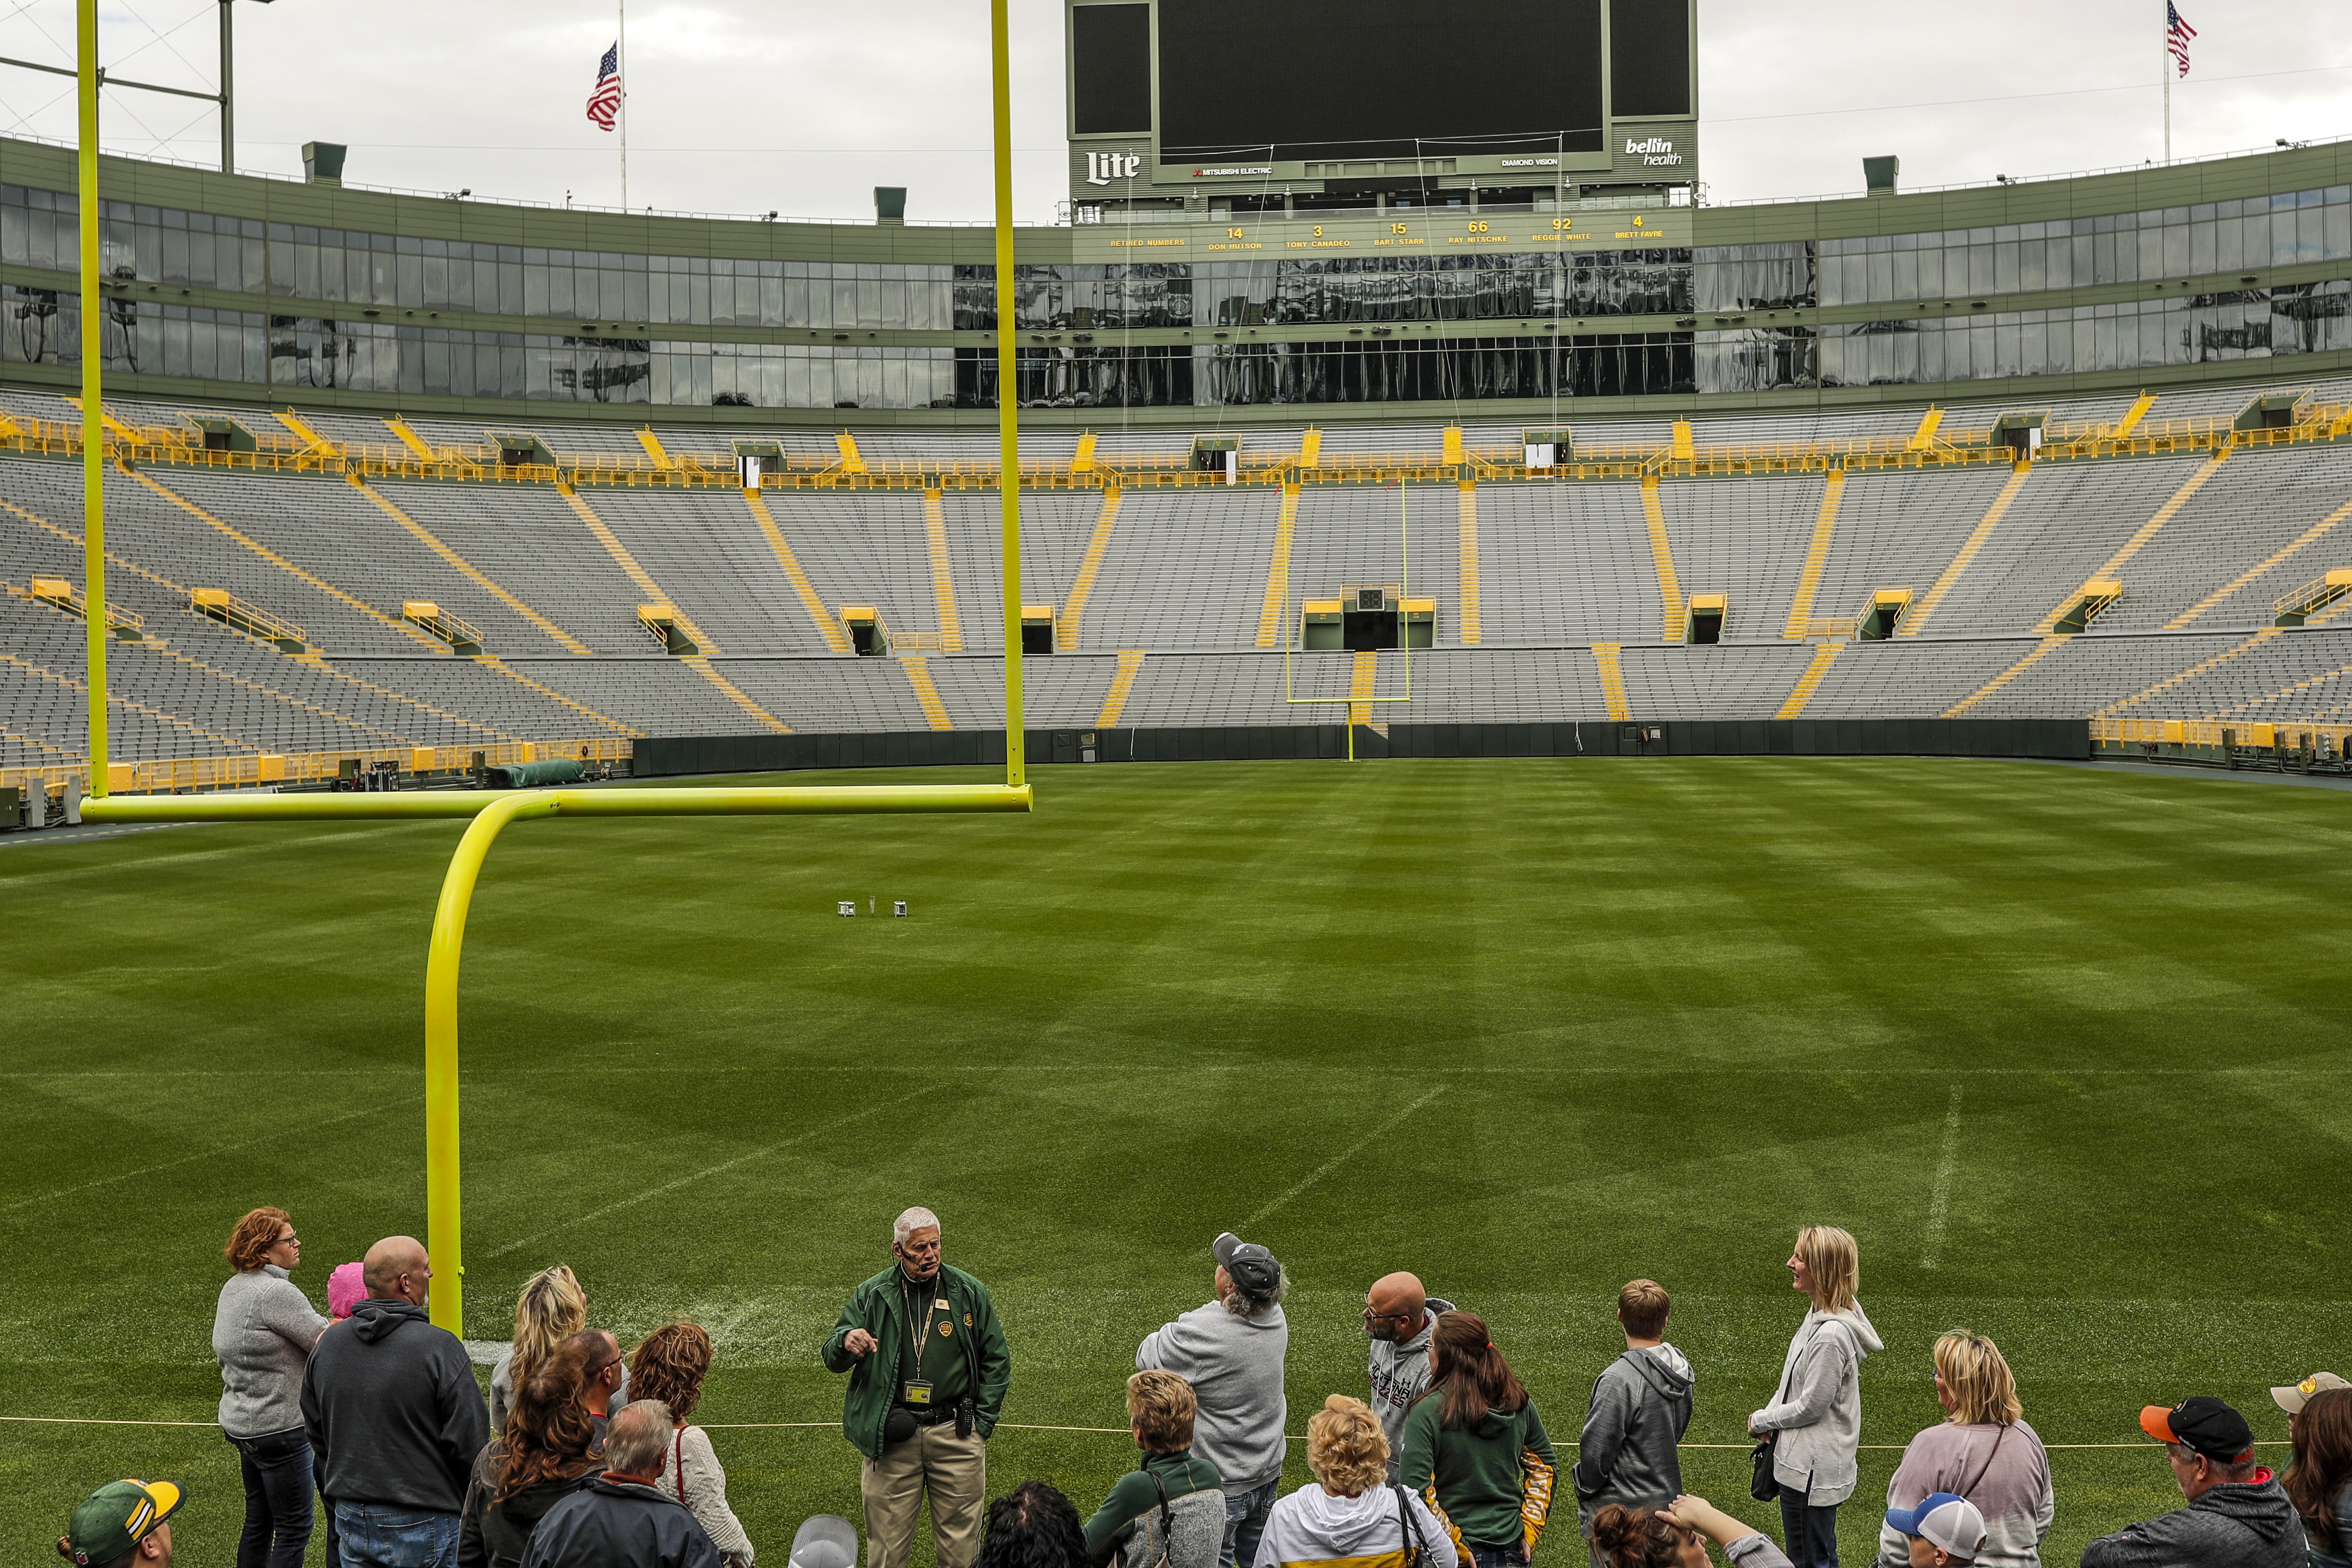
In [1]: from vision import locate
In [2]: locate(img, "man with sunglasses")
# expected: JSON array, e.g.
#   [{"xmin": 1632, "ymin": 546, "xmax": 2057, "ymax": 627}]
[
  {"xmin": 823, "ymin": 1207, "xmax": 1010, "ymax": 1568},
  {"xmin": 1364, "ymin": 1272, "xmax": 1454, "ymax": 1484}
]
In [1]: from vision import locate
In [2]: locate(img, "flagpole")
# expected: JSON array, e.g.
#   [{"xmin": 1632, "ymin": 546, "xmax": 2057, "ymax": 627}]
[
  {"xmin": 2162, "ymin": 3, "xmax": 2170, "ymax": 163},
  {"xmin": 616, "ymin": 0, "xmax": 625, "ymax": 210}
]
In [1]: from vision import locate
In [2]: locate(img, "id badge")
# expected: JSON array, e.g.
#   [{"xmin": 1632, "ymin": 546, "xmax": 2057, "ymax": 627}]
[{"xmin": 904, "ymin": 1379, "xmax": 934, "ymax": 1407}]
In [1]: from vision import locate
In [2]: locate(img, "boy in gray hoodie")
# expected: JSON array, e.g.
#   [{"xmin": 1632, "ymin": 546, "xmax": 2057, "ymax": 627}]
[
  {"xmin": 1573, "ymin": 1280, "xmax": 1694, "ymax": 1568},
  {"xmin": 1137, "ymin": 1233, "xmax": 1290, "ymax": 1568}
]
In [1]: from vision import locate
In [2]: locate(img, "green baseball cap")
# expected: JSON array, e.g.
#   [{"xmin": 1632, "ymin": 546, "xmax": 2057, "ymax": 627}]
[{"xmin": 63, "ymin": 1480, "xmax": 182, "ymax": 1566}]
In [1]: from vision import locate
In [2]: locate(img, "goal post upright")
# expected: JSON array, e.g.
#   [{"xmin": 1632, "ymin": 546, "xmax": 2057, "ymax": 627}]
[
  {"xmin": 991, "ymin": 0, "xmax": 1024, "ymax": 787},
  {"xmin": 84, "ymin": 782, "xmax": 1034, "ymax": 1334},
  {"xmin": 77, "ymin": 0, "xmax": 109, "ymax": 797}
]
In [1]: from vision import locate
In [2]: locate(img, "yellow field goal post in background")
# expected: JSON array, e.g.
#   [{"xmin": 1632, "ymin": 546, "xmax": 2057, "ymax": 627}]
[
  {"xmin": 1281, "ymin": 480, "xmax": 1415, "ymax": 760},
  {"xmin": 76, "ymin": 0, "xmax": 1038, "ymax": 1337}
]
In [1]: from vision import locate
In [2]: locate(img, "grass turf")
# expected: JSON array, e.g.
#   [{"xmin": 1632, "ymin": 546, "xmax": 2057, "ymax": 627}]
[{"xmin": 3, "ymin": 755, "xmax": 2348, "ymax": 1568}]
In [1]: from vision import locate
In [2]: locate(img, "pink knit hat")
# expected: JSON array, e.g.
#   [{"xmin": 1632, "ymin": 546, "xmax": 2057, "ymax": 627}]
[{"xmin": 327, "ymin": 1261, "xmax": 366, "ymax": 1320}]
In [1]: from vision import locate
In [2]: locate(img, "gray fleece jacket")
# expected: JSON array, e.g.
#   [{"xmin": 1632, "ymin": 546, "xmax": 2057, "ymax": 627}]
[
  {"xmin": 214, "ymin": 1265, "xmax": 329, "ymax": 1439},
  {"xmin": 2079, "ymin": 1469, "xmax": 2305, "ymax": 1568},
  {"xmin": 1573, "ymin": 1344, "xmax": 1694, "ymax": 1532},
  {"xmin": 1368, "ymin": 1298, "xmax": 1453, "ymax": 1484},
  {"xmin": 1750, "ymin": 1304, "xmax": 1883, "ymax": 1507},
  {"xmin": 1138, "ymin": 1299, "xmax": 1289, "ymax": 1496}
]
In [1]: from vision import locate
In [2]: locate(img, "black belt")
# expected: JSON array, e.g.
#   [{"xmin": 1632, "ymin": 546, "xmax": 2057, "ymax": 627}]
[{"xmin": 895, "ymin": 1402, "xmax": 959, "ymax": 1427}]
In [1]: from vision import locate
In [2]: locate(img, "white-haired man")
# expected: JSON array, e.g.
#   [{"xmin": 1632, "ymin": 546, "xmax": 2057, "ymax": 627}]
[{"xmin": 822, "ymin": 1207, "xmax": 1011, "ymax": 1568}]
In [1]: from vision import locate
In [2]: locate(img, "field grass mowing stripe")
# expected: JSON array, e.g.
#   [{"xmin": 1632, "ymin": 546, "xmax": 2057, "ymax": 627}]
[
  {"xmin": 1919, "ymin": 1084, "xmax": 1963, "ymax": 1270},
  {"xmin": 480, "ymin": 1083, "xmax": 938, "ymax": 1259},
  {"xmin": 1, "ymin": 1096, "xmax": 413, "ymax": 1214}
]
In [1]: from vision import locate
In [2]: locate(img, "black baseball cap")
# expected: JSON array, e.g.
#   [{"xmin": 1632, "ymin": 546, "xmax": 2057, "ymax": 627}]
[
  {"xmin": 1212, "ymin": 1232, "xmax": 1280, "ymax": 1295},
  {"xmin": 2141, "ymin": 1397, "xmax": 2255, "ymax": 1462}
]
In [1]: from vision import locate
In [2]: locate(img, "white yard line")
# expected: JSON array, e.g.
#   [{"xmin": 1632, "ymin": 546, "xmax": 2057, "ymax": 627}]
[
  {"xmin": 1243, "ymin": 1086, "xmax": 1446, "ymax": 1228},
  {"xmin": 1919, "ymin": 1084, "xmax": 1964, "ymax": 1270},
  {"xmin": 480, "ymin": 1083, "xmax": 938, "ymax": 1261}
]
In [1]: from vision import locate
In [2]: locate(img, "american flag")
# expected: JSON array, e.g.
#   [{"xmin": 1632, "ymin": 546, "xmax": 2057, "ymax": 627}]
[
  {"xmin": 585, "ymin": 42, "xmax": 622, "ymax": 131},
  {"xmin": 2166, "ymin": 3, "xmax": 2197, "ymax": 78}
]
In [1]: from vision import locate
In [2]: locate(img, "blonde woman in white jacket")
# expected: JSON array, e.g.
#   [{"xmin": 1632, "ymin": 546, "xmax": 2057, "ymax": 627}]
[
  {"xmin": 631, "ymin": 1322, "xmax": 755, "ymax": 1568},
  {"xmin": 1749, "ymin": 1227, "xmax": 1882, "ymax": 1568}
]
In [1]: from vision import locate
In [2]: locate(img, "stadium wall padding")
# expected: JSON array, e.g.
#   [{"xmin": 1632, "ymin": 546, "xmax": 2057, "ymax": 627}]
[{"xmin": 630, "ymin": 719, "xmax": 2090, "ymax": 776}]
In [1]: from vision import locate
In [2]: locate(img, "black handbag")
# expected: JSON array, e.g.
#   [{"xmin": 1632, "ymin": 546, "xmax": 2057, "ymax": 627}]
[{"xmin": 1751, "ymin": 1322, "xmax": 1811, "ymax": 1502}]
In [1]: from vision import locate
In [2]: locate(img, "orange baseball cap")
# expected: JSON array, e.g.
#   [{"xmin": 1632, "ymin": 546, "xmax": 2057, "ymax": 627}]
[{"xmin": 2141, "ymin": 1397, "xmax": 2255, "ymax": 1461}]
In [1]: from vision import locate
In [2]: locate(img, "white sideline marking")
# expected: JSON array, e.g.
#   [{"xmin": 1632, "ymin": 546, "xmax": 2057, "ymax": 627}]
[
  {"xmin": 0, "ymin": 1414, "xmax": 2255, "ymax": 1450},
  {"xmin": 1919, "ymin": 1084, "xmax": 1964, "ymax": 1270},
  {"xmin": 0, "ymin": 1063, "xmax": 2345, "ymax": 1080},
  {"xmin": 481, "ymin": 1084, "xmax": 938, "ymax": 1261},
  {"xmin": 1243, "ymin": 1086, "xmax": 1446, "ymax": 1228},
  {"xmin": 2, "ymin": 1098, "xmax": 412, "ymax": 1214}
]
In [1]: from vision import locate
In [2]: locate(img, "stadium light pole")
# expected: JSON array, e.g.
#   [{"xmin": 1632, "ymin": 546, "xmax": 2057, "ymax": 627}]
[
  {"xmin": 78, "ymin": 0, "xmax": 108, "ymax": 797},
  {"xmin": 990, "ymin": 0, "xmax": 1024, "ymax": 787}
]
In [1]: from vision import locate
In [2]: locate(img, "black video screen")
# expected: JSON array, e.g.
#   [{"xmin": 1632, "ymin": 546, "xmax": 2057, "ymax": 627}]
[
  {"xmin": 1156, "ymin": 0, "xmax": 1606, "ymax": 164},
  {"xmin": 1073, "ymin": 4, "xmax": 1153, "ymax": 134},
  {"xmin": 1610, "ymin": 0, "xmax": 1691, "ymax": 117}
]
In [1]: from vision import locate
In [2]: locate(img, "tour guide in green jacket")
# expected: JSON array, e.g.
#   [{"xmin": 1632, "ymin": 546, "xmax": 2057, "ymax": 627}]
[{"xmin": 822, "ymin": 1206, "xmax": 1011, "ymax": 1568}]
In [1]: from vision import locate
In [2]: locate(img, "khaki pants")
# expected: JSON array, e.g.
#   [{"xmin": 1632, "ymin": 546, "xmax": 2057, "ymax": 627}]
[{"xmin": 862, "ymin": 1423, "xmax": 986, "ymax": 1568}]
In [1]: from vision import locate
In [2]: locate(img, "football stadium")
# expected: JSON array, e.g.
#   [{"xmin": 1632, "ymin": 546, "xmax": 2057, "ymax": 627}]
[{"xmin": 4, "ymin": 3, "xmax": 2352, "ymax": 1568}]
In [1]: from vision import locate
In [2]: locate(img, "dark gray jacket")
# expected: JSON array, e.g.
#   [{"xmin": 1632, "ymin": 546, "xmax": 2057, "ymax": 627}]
[
  {"xmin": 2079, "ymin": 1470, "xmax": 2306, "ymax": 1568},
  {"xmin": 521, "ymin": 1476, "xmax": 723, "ymax": 1568},
  {"xmin": 1572, "ymin": 1345, "xmax": 1694, "ymax": 1532},
  {"xmin": 301, "ymin": 1297, "xmax": 490, "ymax": 1514}
]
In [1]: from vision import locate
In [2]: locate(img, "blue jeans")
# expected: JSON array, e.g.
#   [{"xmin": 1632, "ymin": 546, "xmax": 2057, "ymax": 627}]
[
  {"xmin": 1219, "ymin": 1480, "xmax": 1279, "ymax": 1568},
  {"xmin": 332, "ymin": 1502, "xmax": 461, "ymax": 1568},
  {"xmin": 227, "ymin": 1427, "xmax": 316, "ymax": 1568},
  {"xmin": 1777, "ymin": 1485, "xmax": 1839, "ymax": 1568},
  {"xmin": 1465, "ymin": 1545, "xmax": 1529, "ymax": 1568}
]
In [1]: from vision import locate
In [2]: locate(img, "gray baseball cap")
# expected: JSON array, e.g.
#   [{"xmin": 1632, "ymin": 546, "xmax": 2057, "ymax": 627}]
[{"xmin": 1213, "ymin": 1231, "xmax": 1281, "ymax": 1294}]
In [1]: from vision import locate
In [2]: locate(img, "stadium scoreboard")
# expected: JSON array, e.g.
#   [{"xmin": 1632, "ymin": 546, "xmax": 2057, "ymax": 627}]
[{"xmin": 1066, "ymin": 0, "xmax": 1696, "ymax": 219}]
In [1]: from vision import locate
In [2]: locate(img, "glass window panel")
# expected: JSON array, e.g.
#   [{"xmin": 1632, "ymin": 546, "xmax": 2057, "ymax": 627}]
[
  {"xmin": 2329, "ymin": 203, "xmax": 2352, "ymax": 263},
  {"xmin": 761, "ymin": 275, "xmax": 783, "ymax": 327},
  {"xmin": 2217, "ymin": 217, "xmax": 2244, "ymax": 272},
  {"xmin": 2191, "ymin": 220, "xmax": 2215, "ymax": 275},
  {"xmin": 2300, "ymin": 206, "xmax": 2323, "ymax": 262},
  {"xmin": 1994, "ymin": 242, "xmax": 2017, "ymax": 292},
  {"xmin": 500, "ymin": 262, "xmax": 523, "ymax": 314},
  {"xmin": 833, "ymin": 275, "xmax": 856, "ymax": 325},
  {"xmin": 2163, "ymin": 224, "xmax": 2188, "ymax": 276},
  {"xmin": 1967, "ymin": 245, "xmax": 1992, "ymax": 294}
]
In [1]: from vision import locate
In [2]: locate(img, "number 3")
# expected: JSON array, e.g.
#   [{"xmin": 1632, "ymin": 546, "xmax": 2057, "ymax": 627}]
[{"xmin": 1313, "ymin": 225, "xmax": 1325, "ymax": 238}]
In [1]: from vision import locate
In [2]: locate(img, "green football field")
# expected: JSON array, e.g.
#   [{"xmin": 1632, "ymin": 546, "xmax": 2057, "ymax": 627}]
[{"xmin": 4, "ymin": 756, "xmax": 2347, "ymax": 1568}]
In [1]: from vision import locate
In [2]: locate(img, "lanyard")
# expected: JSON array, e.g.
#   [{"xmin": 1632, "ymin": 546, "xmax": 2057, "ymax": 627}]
[{"xmin": 901, "ymin": 1275, "xmax": 941, "ymax": 1374}]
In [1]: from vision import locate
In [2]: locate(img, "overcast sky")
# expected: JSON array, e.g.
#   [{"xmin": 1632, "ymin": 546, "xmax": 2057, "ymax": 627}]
[{"xmin": 0, "ymin": 0, "xmax": 2346, "ymax": 225}]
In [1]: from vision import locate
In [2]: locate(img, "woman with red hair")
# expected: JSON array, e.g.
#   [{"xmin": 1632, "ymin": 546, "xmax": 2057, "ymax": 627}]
[{"xmin": 212, "ymin": 1206, "xmax": 328, "ymax": 1568}]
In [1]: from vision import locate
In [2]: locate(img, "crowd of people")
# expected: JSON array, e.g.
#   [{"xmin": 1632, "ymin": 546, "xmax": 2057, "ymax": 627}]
[{"xmin": 48, "ymin": 1210, "xmax": 2352, "ymax": 1568}]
